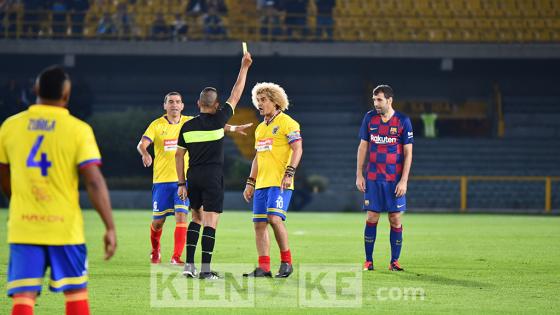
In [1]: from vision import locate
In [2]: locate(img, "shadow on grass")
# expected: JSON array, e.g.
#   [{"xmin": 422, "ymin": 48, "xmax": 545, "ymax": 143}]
[{"xmin": 391, "ymin": 271, "xmax": 492, "ymax": 288}]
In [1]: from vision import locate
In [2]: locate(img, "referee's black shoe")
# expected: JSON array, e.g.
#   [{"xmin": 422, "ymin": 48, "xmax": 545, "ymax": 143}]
[
  {"xmin": 199, "ymin": 271, "xmax": 221, "ymax": 280},
  {"xmin": 275, "ymin": 263, "xmax": 293, "ymax": 278},
  {"xmin": 243, "ymin": 267, "xmax": 272, "ymax": 278}
]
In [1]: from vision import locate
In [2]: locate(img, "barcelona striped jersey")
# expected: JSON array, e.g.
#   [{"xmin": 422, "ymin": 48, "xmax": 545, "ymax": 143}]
[{"xmin": 359, "ymin": 110, "xmax": 413, "ymax": 182}]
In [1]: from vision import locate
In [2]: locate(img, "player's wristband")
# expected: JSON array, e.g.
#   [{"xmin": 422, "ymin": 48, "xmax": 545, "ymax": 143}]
[
  {"xmin": 284, "ymin": 166, "xmax": 296, "ymax": 178},
  {"xmin": 178, "ymin": 182, "xmax": 186, "ymax": 187},
  {"xmin": 246, "ymin": 177, "xmax": 256, "ymax": 187}
]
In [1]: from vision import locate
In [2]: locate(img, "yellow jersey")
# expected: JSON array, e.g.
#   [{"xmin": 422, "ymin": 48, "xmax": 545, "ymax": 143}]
[
  {"xmin": 254, "ymin": 112, "xmax": 301, "ymax": 189},
  {"xmin": 0, "ymin": 105, "xmax": 101, "ymax": 245},
  {"xmin": 142, "ymin": 115, "xmax": 193, "ymax": 183}
]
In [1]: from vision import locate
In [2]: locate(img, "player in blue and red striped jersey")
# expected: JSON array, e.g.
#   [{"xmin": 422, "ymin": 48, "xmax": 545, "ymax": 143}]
[{"xmin": 356, "ymin": 85, "xmax": 413, "ymax": 272}]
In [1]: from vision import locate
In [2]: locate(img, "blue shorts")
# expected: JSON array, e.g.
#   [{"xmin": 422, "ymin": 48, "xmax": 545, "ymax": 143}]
[
  {"xmin": 7, "ymin": 244, "xmax": 88, "ymax": 296},
  {"xmin": 152, "ymin": 182, "xmax": 189, "ymax": 219},
  {"xmin": 363, "ymin": 180, "xmax": 406, "ymax": 212},
  {"xmin": 253, "ymin": 187, "xmax": 293, "ymax": 222}
]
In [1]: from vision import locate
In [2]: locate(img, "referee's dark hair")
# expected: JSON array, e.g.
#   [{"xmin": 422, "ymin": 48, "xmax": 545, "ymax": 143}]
[
  {"xmin": 36, "ymin": 65, "xmax": 70, "ymax": 100},
  {"xmin": 373, "ymin": 84, "xmax": 394, "ymax": 99},
  {"xmin": 199, "ymin": 87, "xmax": 218, "ymax": 107}
]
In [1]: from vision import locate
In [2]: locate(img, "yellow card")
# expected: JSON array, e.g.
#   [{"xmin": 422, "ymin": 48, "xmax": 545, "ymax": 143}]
[{"xmin": 242, "ymin": 42, "xmax": 248, "ymax": 54}]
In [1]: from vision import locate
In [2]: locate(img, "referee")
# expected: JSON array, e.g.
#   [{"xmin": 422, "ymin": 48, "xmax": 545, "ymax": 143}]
[{"xmin": 175, "ymin": 52, "xmax": 252, "ymax": 279}]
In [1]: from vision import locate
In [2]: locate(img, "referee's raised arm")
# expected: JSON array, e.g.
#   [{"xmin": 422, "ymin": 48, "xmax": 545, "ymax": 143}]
[{"xmin": 226, "ymin": 52, "xmax": 253, "ymax": 111}]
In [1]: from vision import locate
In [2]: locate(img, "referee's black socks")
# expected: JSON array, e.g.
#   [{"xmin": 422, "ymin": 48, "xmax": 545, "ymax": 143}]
[
  {"xmin": 186, "ymin": 222, "xmax": 201, "ymax": 264},
  {"xmin": 201, "ymin": 226, "xmax": 216, "ymax": 273}
]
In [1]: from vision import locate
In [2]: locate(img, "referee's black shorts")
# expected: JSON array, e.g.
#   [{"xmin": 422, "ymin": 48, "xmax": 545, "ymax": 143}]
[{"xmin": 187, "ymin": 165, "xmax": 224, "ymax": 213}]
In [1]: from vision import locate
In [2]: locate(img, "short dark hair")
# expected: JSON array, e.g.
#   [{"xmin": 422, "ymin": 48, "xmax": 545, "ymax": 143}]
[
  {"xmin": 164, "ymin": 91, "xmax": 182, "ymax": 103},
  {"xmin": 199, "ymin": 87, "xmax": 218, "ymax": 107},
  {"xmin": 373, "ymin": 85, "xmax": 394, "ymax": 99},
  {"xmin": 37, "ymin": 65, "xmax": 70, "ymax": 100}
]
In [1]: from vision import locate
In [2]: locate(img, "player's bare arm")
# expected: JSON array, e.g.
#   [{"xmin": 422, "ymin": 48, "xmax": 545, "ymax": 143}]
[
  {"xmin": 243, "ymin": 156, "xmax": 258, "ymax": 202},
  {"xmin": 0, "ymin": 163, "xmax": 11, "ymax": 198},
  {"xmin": 175, "ymin": 147, "xmax": 188, "ymax": 201},
  {"xmin": 281, "ymin": 140, "xmax": 303, "ymax": 192},
  {"xmin": 79, "ymin": 165, "xmax": 117, "ymax": 260},
  {"xmin": 356, "ymin": 139, "xmax": 368, "ymax": 192},
  {"xmin": 395, "ymin": 143, "xmax": 413, "ymax": 197},
  {"xmin": 225, "ymin": 123, "xmax": 254, "ymax": 135},
  {"xmin": 137, "ymin": 138, "xmax": 153, "ymax": 167},
  {"xmin": 226, "ymin": 52, "xmax": 253, "ymax": 110}
]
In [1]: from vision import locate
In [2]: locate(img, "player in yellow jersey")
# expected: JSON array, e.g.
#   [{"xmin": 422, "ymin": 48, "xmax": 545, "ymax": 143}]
[
  {"xmin": 137, "ymin": 92, "xmax": 251, "ymax": 265},
  {"xmin": 0, "ymin": 65, "xmax": 116, "ymax": 315},
  {"xmin": 242, "ymin": 82, "xmax": 303, "ymax": 278}
]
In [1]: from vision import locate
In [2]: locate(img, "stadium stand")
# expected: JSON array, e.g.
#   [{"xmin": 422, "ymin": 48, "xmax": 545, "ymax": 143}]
[
  {"xmin": 1, "ymin": 0, "xmax": 559, "ymax": 42},
  {"xmin": 284, "ymin": 92, "xmax": 560, "ymax": 209},
  {"xmin": 503, "ymin": 97, "xmax": 560, "ymax": 138},
  {"xmin": 41, "ymin": 62, "xmax": 557, "ymax": 210},
  {"xmin": 1, "ymin": 0, "xmax": 559, "ymax": 211},
  {"xmin": 332, "ymin": 0, "xmax": 560, "ymax": 42}
]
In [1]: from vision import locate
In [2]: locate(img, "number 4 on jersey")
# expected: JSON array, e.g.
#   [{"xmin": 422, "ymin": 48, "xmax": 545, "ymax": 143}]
[{"xmin": 26, "ymin": 135, "xmax": 52, "ymax": 176}]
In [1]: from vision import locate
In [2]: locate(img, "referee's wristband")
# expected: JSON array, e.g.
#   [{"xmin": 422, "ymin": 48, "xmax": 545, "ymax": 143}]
[{"xmin": 178, "ymin": 182, "xmax": 186, "ymax": 187}]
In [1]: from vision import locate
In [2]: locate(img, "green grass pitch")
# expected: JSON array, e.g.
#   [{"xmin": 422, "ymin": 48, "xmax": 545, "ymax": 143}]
[{"xmin": 1, "ymin": 210, "xmax": 559, "ymax": 314}]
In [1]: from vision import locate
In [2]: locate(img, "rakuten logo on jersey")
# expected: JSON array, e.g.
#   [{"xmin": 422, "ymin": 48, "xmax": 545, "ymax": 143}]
[{"xmin": 371, "ymin": 135, "xmax": 397, "ymax": 144}]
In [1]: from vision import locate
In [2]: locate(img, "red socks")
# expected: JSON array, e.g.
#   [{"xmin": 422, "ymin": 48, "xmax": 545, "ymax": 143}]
[
  {"xmin": 150, "ymin": 224, "xmax": 162, "ymax": 252},
  {"xmin": 280, "ymin": 250, "xmax": 292, "ymax": 264},
  {"xmin": 258, "ymin": 256, "xmax": 271, "ymax": 272},
  {"xmin": 65, "ymin": 290, "xmax": 90, "ymax": 315},
  {"xmin": 12, "ymin": 295, "xmax": 34, "ymax": 315},
  {"xmin": 152, "ymin": 221, "xmax": 189, "ymax": 260},
  {"xmin": 259, "ymin": 251, "xmax": 292, "ymax": 271},
  {"xmin": 12, "ymin": 289, "xmax": 89, "ymax": 315},
  {"xmin": 173, "ymin": 223, "xmax": 187, "ymax": 259}
]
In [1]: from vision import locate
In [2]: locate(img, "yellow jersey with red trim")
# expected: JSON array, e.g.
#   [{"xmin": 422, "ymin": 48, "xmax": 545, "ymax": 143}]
[
  {"xmin": 142, "ymin": 115, "xmax": 193, "ymax": 183},
  {"xmin": 254, "ymin": 112, "xmax": 301, "ymax": 189},
  {"xmin": 0, "ymin": 104, "xmax": 101, "ymax": 245}
]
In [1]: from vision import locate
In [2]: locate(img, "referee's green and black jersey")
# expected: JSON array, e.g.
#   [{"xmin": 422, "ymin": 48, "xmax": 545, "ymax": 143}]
[{"xmin": 177, "ymin": 102, "xmax": 233, "ymax": 168}]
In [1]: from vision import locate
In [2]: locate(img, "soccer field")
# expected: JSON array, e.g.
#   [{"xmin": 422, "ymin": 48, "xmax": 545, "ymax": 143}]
[{"xmin": 1, "ymin": 210, "xmax": 559, "ymax": 314}]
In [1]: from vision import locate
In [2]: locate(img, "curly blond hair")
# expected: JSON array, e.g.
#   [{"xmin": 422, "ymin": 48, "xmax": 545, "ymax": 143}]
[{"xmin": 251, "ymin": 82, "xmax": 290, "ymax": 111}]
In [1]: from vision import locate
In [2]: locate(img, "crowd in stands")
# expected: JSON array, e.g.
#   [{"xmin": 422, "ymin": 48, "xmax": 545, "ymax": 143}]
[
  {"xmin": 0, "ymin": 0, "xmax": 335, "ymax": 41},
  {"xmin": 1, "ymin": 0, "xmax": 90, "ymax": 38},
  {"xmin": 94, "ymin": 0, "xmax": 229, "ymax": 40},
  {"xmin": 0, "ymin": 0, "xmax": 336, "ymax": 41},
  {"xmin": 260, "ymin": 0, "xmax": 334, "ymax": 39},
  {"xmin": 1, "ymin": 1, "xmax": 558, "ymax": 42}
]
